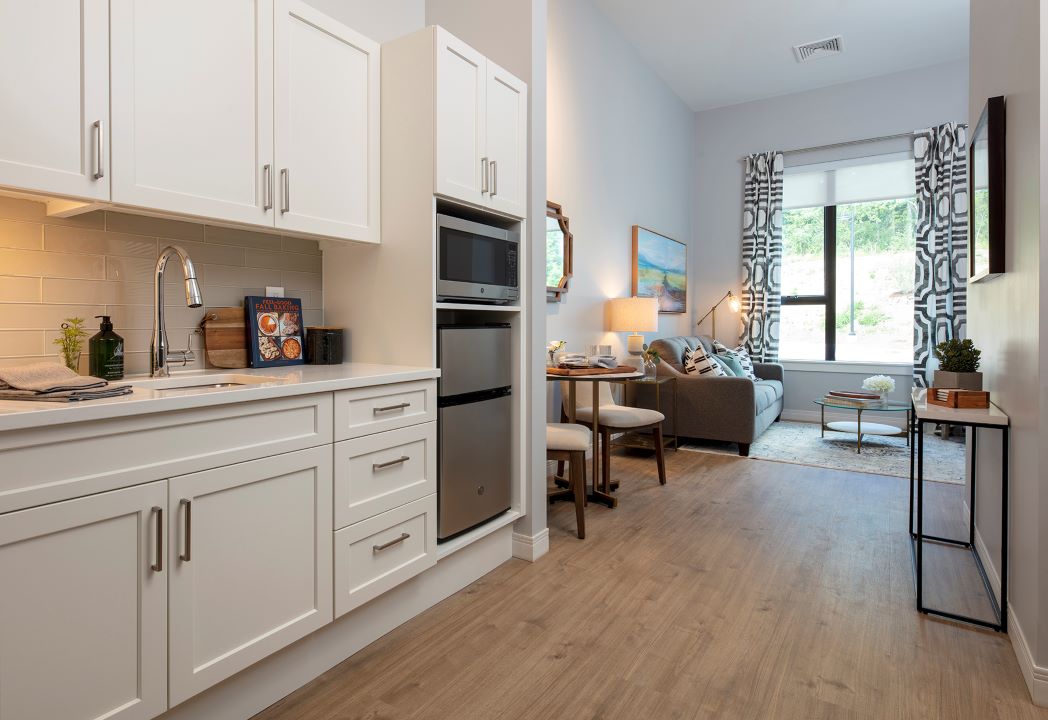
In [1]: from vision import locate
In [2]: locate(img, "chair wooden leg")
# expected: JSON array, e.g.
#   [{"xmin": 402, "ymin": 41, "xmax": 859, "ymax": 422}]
[
  {"xmin": 570, "ymin": 451, "xmax": 585, "ymax": 539},
  {"xmin": 653, "ymin": 425, "xmax": 667, "ymax": 485},
  {"xmin": 601, "ymin": 428, "xmax": 611, "ymax": 492}
]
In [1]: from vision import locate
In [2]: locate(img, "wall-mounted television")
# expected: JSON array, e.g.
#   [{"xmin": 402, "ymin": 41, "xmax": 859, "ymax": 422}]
[{"xmin": 969, "ymin": 95, "xmax": 1005, "ymax": 283}]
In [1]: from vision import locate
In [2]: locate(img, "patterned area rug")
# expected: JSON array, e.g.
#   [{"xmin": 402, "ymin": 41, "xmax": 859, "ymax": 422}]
[{"xmin": 679, "ymin": 420, "xmax": 965, "ymax": 484}]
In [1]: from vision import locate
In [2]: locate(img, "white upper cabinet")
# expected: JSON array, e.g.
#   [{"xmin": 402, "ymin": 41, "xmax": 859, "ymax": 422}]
[
  {"xmin": 110, "ymin": 0, "xmax": 274, "ymax": 227},
  {"xmin": 483, "ymin": 61, "xmax": 528, "ymax": 218},
  {"xmin": 0, "ymin": 482, "xmax": 168, "ymax": 720},
  {"xmin": 434, "ymin": 30, "xmax": 487, "ymax": 207},
  {"xmin": 167, "ymin": 446, "xmax": 333, "ymax": 705},
  {"xmin": 0, "ymin": 0, "xmax": 110, "ymax": 201},
  {"xmin": 432, "ymin": 29, "xmax": 527, "ymax": 219},
  {"xmin": 274, "ymin": 0, "xmax": 380, "ymax": 243}
]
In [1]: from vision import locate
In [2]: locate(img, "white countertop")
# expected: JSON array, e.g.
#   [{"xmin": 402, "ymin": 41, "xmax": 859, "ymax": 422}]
[{"xmin": 0, "ymin": 363, "xmax": 439, "ymax": 433}]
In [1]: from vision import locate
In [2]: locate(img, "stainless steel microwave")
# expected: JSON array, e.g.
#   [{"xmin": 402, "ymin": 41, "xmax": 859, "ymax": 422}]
[{"xmin": 436, "ymin": 214, "xmax": 519, "ymax": 304}]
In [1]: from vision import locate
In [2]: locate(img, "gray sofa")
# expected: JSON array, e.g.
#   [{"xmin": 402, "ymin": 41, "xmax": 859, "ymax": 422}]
[{"xmin": 636, "ymin": 336, "xmax": 784, "ymax": 456}]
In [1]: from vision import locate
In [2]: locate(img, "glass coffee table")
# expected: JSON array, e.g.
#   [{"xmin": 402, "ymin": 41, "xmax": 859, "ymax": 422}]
[{"xmin": 813, "ymin": 398, "xmax": 911, "ymax": 453}]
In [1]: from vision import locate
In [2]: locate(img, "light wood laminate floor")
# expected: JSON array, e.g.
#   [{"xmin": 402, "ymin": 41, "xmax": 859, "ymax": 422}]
[{"xmin": 255, "ymin": 450, "xmax": 1043, "ymax": 720}]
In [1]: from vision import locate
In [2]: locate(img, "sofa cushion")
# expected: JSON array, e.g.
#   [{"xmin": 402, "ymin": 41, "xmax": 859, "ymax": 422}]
[
  {"xmin": 683, "ymin": 345, "xmax": 727, "ymax": 377},
  {"xmin": 753, "ymin": 381, "xmax": 779, "ymax": 415},
  {"xmin": 713, "ymin": 341, "xmax": 758, "ymax": 381},
  {"xmin": 711, "ymin": 355, "xmax": 737, "ymax": 376}
]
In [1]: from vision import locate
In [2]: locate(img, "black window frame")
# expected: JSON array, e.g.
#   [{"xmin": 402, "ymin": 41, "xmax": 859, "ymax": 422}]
[{"xmin": 781, "ymin": 205, "xmax": 837, "ymax": 361}]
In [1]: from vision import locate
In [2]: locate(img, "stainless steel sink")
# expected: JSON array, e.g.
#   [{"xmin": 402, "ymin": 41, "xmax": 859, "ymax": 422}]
[{"xmin": 131, "ymin": 373, "xmax": 282, "ymax": 393}]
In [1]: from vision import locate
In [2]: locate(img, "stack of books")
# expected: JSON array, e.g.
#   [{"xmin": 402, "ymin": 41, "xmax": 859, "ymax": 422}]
[
  {"xmin": 558, "ymin": 353, "xmax": 618, "ymax": 369},
  {"xmin": 822, "ymin": 390, "xmax": 882, "ymax": 407}
]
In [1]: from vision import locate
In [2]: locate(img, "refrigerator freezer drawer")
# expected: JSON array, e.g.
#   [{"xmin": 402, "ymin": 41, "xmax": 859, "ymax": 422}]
[
  {"xmin": 438, "ymin": 393, "xmax": 512, "ymax": 539},
  {"xmin": 438, "ymin": 326, "xmax": 512, "ymax": 397}
]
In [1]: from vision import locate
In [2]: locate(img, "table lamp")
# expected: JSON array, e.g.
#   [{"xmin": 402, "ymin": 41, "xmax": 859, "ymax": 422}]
[
  {"xmin": 697, "ymin": 290, "xmax": 740, "ymax": 341},
  {"xmin": 606, "ymin": 297, "xmax": 659, "ymax": 357}
]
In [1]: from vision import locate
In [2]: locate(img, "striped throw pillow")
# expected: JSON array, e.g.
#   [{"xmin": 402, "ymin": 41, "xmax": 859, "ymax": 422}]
[
  {"xmin": 713, "ymin": 341, "xmax": 758, "ymax": 381},
  {"xmin": 683, "ymin": 345, "xmax": 727, "ymax": 377}
]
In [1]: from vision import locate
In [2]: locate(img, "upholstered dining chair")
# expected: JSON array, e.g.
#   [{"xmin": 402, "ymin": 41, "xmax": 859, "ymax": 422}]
[
  {"xmin": 561, "ymin": 381, "xmax": 667, "ymax": 491},
  {"xmin": 546, "ymin": 423, "xmax": 590, "ymax": 538}
]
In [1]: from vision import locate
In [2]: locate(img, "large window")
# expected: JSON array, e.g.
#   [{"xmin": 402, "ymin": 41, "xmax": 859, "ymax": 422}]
[{"xmin": 779, "ymin": 154, "xmax": 916, "ymax": 363}]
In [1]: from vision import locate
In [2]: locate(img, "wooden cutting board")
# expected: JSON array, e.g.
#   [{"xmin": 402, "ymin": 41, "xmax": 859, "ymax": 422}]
[
  {"xmin": 200, "ymin": 308, "xmax": 248, "ymax": 369},
  {"xmin": 546, "ymin": 365, "xmax": 638, "ymax": 376}
]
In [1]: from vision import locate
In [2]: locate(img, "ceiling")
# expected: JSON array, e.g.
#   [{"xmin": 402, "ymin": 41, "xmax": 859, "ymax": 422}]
[{"xmin": 592, "ymin": 0, "xmax": 969, "ymax": 112}]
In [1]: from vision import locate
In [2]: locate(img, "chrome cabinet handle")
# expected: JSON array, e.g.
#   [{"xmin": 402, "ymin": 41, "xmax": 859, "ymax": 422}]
[
  {"xmin": 92, "ymin": 120, "xmax": 104, "ymax": 180},
  {"xmin": 373, "ymin": 402, "xmax": 410, "ymax": 414},
  {"xmin": 373, "ymin": 455, "xmax": 409, "ymax": 471},
  {"xmin": 180, "ymin": 499, "xmax": 192, "ymax": 562},
  {"xmin": 280, "ymin": 168, "xmax": 290, "ymax": 213},
  {"xmin": 263, "ymin": 164, "xmax": 273, "ymax": 211},
  {"xmin": 481, "ymin": 157, "xmax": 489, "ymax": 194},
  {"xmin": 490, "ymin": 160, "xmax": 497, "ymax": 197},
  {"xmin": 151, "ymin": 506, "xmax": 163, "ymax": 573},
  {"xmin": 373, "ymin": 533, "xmax": 410, "ymax": 553}
]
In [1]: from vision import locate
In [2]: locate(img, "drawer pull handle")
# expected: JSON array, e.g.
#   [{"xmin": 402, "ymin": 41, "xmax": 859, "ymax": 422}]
[
  {"xmin": 373, "ymin": 402, "xmax": 410, "ymax": 414},
  {"xmin": 180, "ymin": 498, "xmax": 192, "ymax": 562},
  {"xmin": 373, "ymin": 533, "xmax": 410, "ymax": 553},
  {"xmin": 373, "ymin": 455, "xmax": 410, "ymax": 471},
  {"xmin": 151, "ymin": 506, "xmax": 163, "ymax": 573}
]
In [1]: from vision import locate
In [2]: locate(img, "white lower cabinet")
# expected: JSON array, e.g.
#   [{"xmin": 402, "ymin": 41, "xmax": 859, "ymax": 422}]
[
  {"xmin": 334, "ymin": 494, "xmax": 437, "ymax": 618},
  {"xmin": 167, "ymin": 446, "xmax": 333, "ymax": 705},
  {"xmin": 0, "ymin": 482, "xmax": 168, "ymax": 720}
]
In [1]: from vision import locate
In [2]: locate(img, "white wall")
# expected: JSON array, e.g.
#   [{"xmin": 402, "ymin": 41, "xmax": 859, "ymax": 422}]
[
  {"xmin": 967, "ymin": 0, "xmax": 1044, "ymax": 704},
  {"xmin": 545, "ymin": 0, "xmax": 696, "ymax": 364},
  {"xmin": 693, "ymin": 60, "xmax": 969, "ymax": 413},
  {"xmin": 303, "ymin": 0, "xmax": 424, "ymax": 42}
]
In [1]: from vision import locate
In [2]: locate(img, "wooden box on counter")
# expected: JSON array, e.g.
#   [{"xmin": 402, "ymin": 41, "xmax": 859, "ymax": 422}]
[{"xmin": 927, "ymin": 388, "xmax": 991, "ymax": 409}]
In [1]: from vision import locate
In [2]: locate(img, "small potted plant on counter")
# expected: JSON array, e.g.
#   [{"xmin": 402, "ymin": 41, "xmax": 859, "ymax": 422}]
[
  {"xmin": 933, "ymin": 338, "xmax": 983, "ymax": 390},
  {"xmin": 53, "ymin": 317, "xmax": 87, "ymax": 373}
]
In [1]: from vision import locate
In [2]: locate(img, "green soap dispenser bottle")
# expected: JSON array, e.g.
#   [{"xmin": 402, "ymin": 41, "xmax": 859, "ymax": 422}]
[{"xmin": 89, "ymin": 315, "xmax": 124, "ymax": 380}]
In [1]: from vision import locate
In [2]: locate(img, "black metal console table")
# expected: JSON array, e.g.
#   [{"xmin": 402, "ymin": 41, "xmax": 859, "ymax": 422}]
[{"xmin": 909, "ymin": 399, "xmax": 1010, "ymax": 632}]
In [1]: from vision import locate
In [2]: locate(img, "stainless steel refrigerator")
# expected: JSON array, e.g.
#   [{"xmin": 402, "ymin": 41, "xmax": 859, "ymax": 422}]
[{"xmin": 437, "ymin": 324, "xmax": 513, "ymax": 540}]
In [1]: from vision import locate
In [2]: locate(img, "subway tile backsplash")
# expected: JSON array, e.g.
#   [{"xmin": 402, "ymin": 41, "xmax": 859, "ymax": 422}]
[{"xmin": 0, "ymin": 197, "xmax": 324, "ymax": 375}]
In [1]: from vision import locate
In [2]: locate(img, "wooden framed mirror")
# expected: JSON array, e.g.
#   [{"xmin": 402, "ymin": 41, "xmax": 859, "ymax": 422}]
[{"xmin": 546, "ymin": 201, "xmax": 573, "ymax": 302}]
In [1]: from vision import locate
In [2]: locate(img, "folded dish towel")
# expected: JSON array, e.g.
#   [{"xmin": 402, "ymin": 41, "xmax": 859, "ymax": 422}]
[{"xmin": 0, "ymin": 362, "xmax": 132, "ymax": 402}]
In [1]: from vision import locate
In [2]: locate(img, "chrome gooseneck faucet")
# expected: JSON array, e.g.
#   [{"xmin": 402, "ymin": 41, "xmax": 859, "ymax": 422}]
[{"xmin": 151, "ymin": 245, "xmax": 203, "ymax": 377}]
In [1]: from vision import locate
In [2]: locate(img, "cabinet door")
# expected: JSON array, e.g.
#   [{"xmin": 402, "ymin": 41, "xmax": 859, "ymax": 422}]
[
  {"xmin": 274, "ymin": 0, "xmax": 380, "ymax": 242},
  {"xmin": 434, "ymin": 28, "xmax": 487, "ymax": 206},
  {"xmin": 110, "ymin": 0, "xmax": 273, "ymax": 226},
  {"xmin": 167, "ymin": 446, "xmax": 333, "ymax": 705},
  {"xmin": 0, "ymin": 482, "xmax": 167, "ymax": 720},
  {"xmin": 484, "ymin": 61, "xmax": 528, "ymax": 218},
  {"xmin": 0, "ymin": 0, "xmax": 109, "ymax": 201}
]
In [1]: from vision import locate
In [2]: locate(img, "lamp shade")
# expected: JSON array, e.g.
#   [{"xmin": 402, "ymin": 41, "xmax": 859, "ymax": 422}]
[{"xmin": 606, "ymin": 297, "xmax": 658, "ymax": 332}]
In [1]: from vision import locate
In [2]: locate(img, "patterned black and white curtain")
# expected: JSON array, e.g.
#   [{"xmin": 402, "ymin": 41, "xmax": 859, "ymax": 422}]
[
  {"xmin": 912, "ymin": 124, "xmax": 968, "ymax": 387},
  {"xmin": 741, "ymin": 151, "xmax": 784, "ymax": 362}
]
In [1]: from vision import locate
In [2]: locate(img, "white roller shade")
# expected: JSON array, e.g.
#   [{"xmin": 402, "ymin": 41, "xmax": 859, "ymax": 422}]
[{"xmin": 783, "ymin": 152, "xmax": 916, "ymax": 209}]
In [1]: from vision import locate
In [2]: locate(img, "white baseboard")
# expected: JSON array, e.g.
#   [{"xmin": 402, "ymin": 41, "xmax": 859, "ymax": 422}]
[
  {"xmin": 781, "ymin": 408, "xmax": 907, "ymax": 430},
  {"xmin": 512, "ymin": 528, "xmax": 549, "ymax": 562},
  {"xmin": 1009, "ymin": 611, "xmax": 1048, "ymax": 706}
]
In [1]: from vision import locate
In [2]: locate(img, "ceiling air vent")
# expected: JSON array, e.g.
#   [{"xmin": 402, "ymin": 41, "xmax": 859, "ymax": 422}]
[{"xmin": 792, "ymin": 36, "xmax": 843, "ymax": 63}]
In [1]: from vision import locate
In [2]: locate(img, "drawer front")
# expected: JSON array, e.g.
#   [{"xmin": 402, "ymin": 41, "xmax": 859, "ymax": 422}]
[
  {"xmin": 335, "ymin": 422, "xmax": 436, "ymax": 529},
  {"xmin": 0, "ymin": 393, "xmax": 334, "ymax": 515},
  {"xmin": 334, "ymin": 380, "xmax": 436, "ymax": 440},
  {"xmin": 334, "ymin": 494, "xmax": 436, "ymax": 617}
]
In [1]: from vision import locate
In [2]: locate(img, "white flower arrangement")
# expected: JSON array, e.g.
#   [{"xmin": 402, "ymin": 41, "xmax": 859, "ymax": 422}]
[
  {"xmin": 546, "ymin": 340, "xmax": 566, "ymax": 366},
  {"xmin": 862, "ymin": 374, "xmax": 896, "ymax": 395}
]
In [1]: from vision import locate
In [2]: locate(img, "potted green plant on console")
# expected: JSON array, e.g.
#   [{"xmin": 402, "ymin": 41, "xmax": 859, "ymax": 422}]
[{"xmin": 933, "ymin": 338, "xmax": 983, "ymax": 390}]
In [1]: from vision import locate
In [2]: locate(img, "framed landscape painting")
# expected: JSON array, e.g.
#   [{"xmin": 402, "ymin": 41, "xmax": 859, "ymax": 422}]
[{"xmin": 631, "ymin": 226, "xmax": 687, "ymax": 313}]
